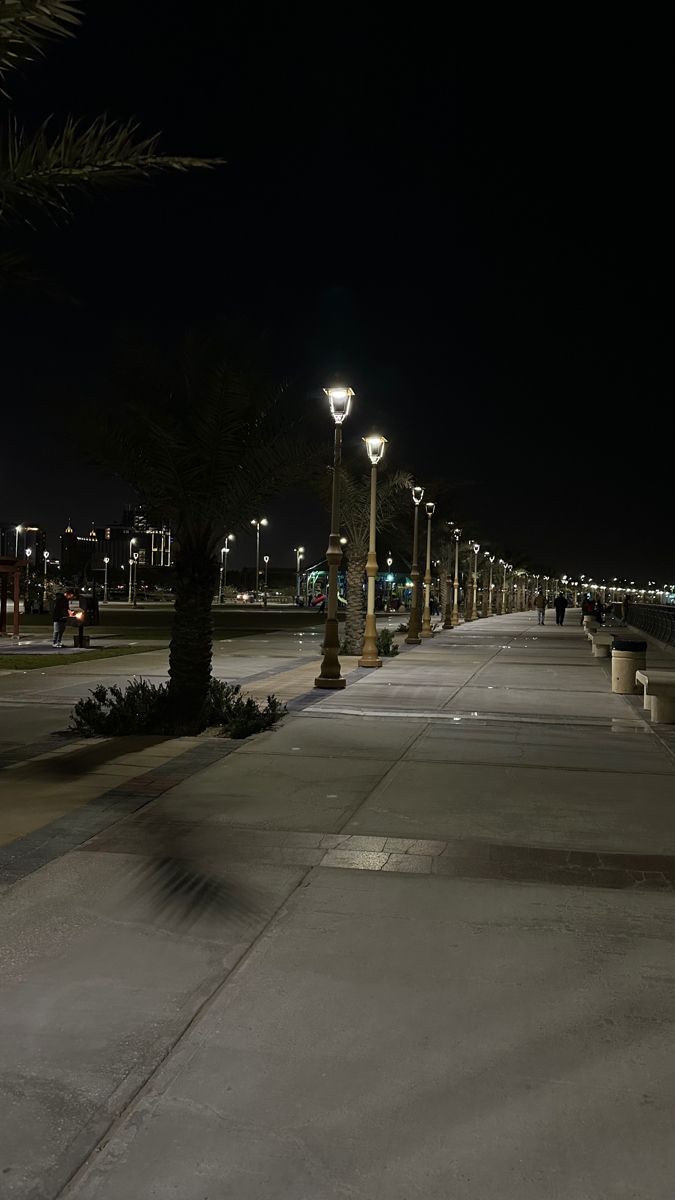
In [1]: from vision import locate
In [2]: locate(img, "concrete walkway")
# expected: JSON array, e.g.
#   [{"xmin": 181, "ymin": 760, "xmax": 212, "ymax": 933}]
[{"xmin": 2, "ymin": 612, "xmax": 675, "ymax": 1199}]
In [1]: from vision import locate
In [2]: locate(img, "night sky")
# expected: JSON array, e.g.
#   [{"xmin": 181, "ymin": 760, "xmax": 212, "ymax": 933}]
[{"xmin": 1, "ymin": 6, "xmax": 672, "ymax": 581}]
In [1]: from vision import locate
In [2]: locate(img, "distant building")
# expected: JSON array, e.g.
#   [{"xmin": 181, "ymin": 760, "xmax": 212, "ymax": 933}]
[
  {"xmin": 60, "ymin": 520, "xmax": 97, "ymax": 578},
  {"xmin": 94, "ymin": 505, "xmax": 172, "ymax": 570},
  {"xmin": 0, "ymin": 522, "xmax": 47, "ymax": 560}
]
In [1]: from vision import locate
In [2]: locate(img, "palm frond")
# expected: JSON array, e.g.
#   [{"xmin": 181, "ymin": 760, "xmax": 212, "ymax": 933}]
[
  {"xmin": 0, "ymin": 115, "xmax": 223, "ymax": 223},
  {"xmin": 0, "ymin": 0, "xmax": 81, "ymax": 81}
]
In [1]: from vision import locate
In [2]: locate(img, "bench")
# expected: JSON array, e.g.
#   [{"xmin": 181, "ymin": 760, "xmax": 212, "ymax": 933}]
[
  {"xmin": 635, "ymin": 669, "xmax": 675, "ymax": 723},
  {"xmin": 590, "ymin": 629, "xmax": 614, "ymax": 658}
]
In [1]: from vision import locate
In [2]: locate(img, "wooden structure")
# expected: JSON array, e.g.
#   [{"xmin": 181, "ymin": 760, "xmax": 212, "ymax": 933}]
[{"xmin": 0, "ymin": 556, "xmax": 22, "ymax": 637}]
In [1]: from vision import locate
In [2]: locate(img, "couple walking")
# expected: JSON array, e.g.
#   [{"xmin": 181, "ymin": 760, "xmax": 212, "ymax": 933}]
[{"xmin": 534, "ymin": 590, "xmax": 568, "ymax": 626}]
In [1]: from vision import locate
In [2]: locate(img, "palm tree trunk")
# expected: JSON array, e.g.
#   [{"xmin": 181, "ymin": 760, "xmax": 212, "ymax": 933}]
[
  {"xmin": 168, "ymin": 543, "xmax": 217, "ymax": 731},
  {"xmin": 343, "ymin": 547, "xmax": 367, "ymax": 655}
]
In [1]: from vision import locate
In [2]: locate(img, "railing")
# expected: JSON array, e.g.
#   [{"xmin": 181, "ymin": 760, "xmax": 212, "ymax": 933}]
[{"xmin": 624, "ymin": 603, "xmax": 675, "ymax": 646}]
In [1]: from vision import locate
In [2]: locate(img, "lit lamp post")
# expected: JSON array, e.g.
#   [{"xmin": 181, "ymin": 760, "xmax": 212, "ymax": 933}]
[
  {"xmin": 219, "ymin": 533, "xmax": 235, "ymax": 604},
  {"xmin": 446, "ymin": 525, "xmax": 461, "ymax": 627},
  {"xmin": 386, "ymin": 553, "xmax": 393, "ymax": 610},
  {"xmin": 294, "ymin": 546, "xmax": 305, "ymax": 604},
  {"xmin": 420, "ymin": 501, "xmax": 436, "ymax": 638},
  {"xmin": 359, "ymin": 433, "xmax": 387, "ymax": 668},
  {"xmin": 15, "ymin": 524, "xmax": 24, "ymax": 557},
  {"xmin": 466, "ymin": 542, "xmax": 480, "ymax": 620},
  {"xmin": 250, "ymin": 518, "xmax": 268, "ymax": 601},
  {"xmin": 128, "ymin": 537, "xmax": 137, "ymax": 604},
  {"xmin": 42, "ymin": 550, "xmax": 50, "ymax": 603},
  {"xmin": 405, "ymin": 485, "xmax": 425, "ymax": 644},
  {"xmin": 132, "ymin": 552, "xmax": 139, "ymax": 606},
  {"xmin": 263, "ymin": 554, "xmax": 270, "ymax": 606},
  {"xmin": 25, "ymin": 547, "xmax": 32, "ymax": 576},
  {"xmin": 485, "ymin": 553, "xmax": 495, "ymax": 615},
  {"xmin": 103, "ymin": 556, "xmax": 110, "ymax": 603},
  {"xmin": 315, "ymin": 385, "xmax": 353, "ymax": 689}
]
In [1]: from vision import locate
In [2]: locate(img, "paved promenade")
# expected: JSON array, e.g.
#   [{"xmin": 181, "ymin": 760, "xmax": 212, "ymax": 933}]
[{"xmin": 2, "ymin": 612, "xmax": 675, "ymax": 1198}]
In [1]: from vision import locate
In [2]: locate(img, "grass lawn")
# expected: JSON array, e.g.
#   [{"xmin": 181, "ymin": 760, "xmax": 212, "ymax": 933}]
[{"xmin": 0, "ymin": 646, "xmax": 162, "ymax": 671}]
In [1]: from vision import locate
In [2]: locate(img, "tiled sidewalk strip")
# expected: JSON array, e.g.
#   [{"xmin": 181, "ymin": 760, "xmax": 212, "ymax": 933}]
[
  {"xmin": 83, "ymin": 826, "xmax": 675, "ymax": 892},
  {"xmin": 0, "ymin": 739, "xmax": 238, "ymax": 885}
]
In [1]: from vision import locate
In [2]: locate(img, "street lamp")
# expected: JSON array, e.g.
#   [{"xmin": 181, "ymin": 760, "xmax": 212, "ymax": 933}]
[
  {"xmin": 128, "ymin": 537, "xmax": 137, "ymax": 604},
  {"xmin": 445, "ymin": 524, "xmax": 462, "ymax": 627},
  {"xmin": 15, "ymin": 524, "xmax": 24, "ymax": 556},
  {"xmin": 467, "ymin": 542, "xmax": 480, "ymax": 620},
  {"xmin": 219, "ymin": 534, "xmax": 234, "ymax": 604},
  {"xmin": 103, "ymin": 556, "xmax": 110, "ymax": 603},
  {"xmin": 420, "ymin": 501, "xmax": 436, "ymax": 638},
  {"xmin": 359, "ymin": 433, "xmax": 387, "ymax": 668},
  {"xmin": 315, "ymin": 385, "xmax": 353, "ymax": 688},
  {"xmin": 250, "ymin": 518, "xmax": 268, "ymax": 601},
  {"xmin": 294, "ymin": 546, "xmax": 305, "ymax": 604},
  {"xmin": 405, "ymin": 485, "xmax": 425, "ymax": 645},
  {"xmin": 25, "ymin": 547, "xmax": 32, "ymax": 575},
  {"xmin": 132, "ymin": 552, "xmax": 139, "ymax": 606},
  {"xmin": 485, "ymin": 553, "xmax": 495, "ymax": 616},
  {"xmin": 42, "ymin": 550, "xmax": 50, "ymax": 603},
  {"xmin": 263, "ymin": 554, "xmax": 270, "ymax": 606},
  {"xmin": 386, "ymin": 552, "xmax": 393, "ymax": 610}
]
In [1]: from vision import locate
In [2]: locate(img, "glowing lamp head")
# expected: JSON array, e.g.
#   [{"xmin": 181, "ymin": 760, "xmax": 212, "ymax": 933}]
[
  {"xmin": 472, "ymin": 542, "xmax": 480, "ymax": 555},
  {"xmin": 324, "ymin": 386, "xmax": 354, "ymax": 425},
  {"xmin": 425, "ymin": 502, "xmax": 435, "ymax": 518},
  {"xmin": 263, "ymin": 555, "xmax": 270, "ymax": 564},
  {"xmin": 43, "ymin": 550, "xmax": 49, "ymax": 560},
  {"xmin": 103, "ymin": 556, "xmax": 109, "ymax": 564},
  {"xmin": 25, "ymin": 548, "xmax": 32, "ymax": 558},
  {"xmin": 412, "ymin": 485, "xmax": 425, "ymax": 506},
  {"xmin": 363, "ymin": 434, "xmax": 387, "ymax": 465}
]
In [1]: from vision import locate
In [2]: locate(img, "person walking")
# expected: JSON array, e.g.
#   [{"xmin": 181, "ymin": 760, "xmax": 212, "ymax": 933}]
[
  {"xmin": 534, "ymin": 588, "xmax": 547, "ymax": 625},
  {"xmin": 581, "ymin": 593, "xmax": 595, "ymax": 627},
  {"xmin": 51, "ymin": 591, "xmax": 69, "ymax": 648},
  {"xmin": 554, "ymin": 592, "xmax": 568, "ymax": 625}
]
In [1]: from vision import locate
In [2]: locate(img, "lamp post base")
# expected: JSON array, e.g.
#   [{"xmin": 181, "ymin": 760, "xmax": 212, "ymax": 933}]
[
  {"xmin": 314, "ymin": 675, "xmax": 347, "ymax": 689},
  {"xmin": 358, "ymin": 655, "xmax": 382, "ymax": 668}
]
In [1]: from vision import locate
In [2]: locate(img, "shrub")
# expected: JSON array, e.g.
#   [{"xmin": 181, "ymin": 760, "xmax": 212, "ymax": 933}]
[
  {"xmin": 377, "ymin": 628, "xmax": 399, "ymax": 657},
  {"xmin": 70, "ymin": 677, "xmax": 285, "ymax": 739}
]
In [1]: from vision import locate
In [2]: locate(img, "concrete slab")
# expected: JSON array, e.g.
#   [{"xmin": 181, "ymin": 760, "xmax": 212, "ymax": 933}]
[
  {"xmin": 158, "ymin": 750, "xmax": 395, "ymax": 831},
  {"xmin": 346, "ymin": 758, "xmax": 675, "ymax": 853},
  {"xmin": 62, "ymin": 870, "xmax": 675, "ymax": 1200},
  {"xmin": 0, "ymin": 850, "xmax": 305, "ymax": 1200}
]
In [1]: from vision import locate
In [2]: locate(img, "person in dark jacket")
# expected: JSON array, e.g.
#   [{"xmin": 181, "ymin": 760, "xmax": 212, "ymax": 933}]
[
  {"xmin": 554, "ymin": 593, "xmax": 568, "ymax": 625},
  {"xmin": 52, "ymin": 592, "xmax": 69, "ymax": 648}
]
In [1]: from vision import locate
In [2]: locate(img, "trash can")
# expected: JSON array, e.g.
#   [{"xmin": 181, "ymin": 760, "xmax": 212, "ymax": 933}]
[{"xmin": 611, "ymin": 639, "xmax": 647, "ymax": 694}]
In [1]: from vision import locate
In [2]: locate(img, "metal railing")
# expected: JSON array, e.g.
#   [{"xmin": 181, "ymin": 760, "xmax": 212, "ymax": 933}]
[{"xmin": 624, "ymin": 603, "xmax": 675, "ymax": 646}]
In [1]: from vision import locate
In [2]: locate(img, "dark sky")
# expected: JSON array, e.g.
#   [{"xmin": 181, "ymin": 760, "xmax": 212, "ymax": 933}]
[{"xmin": 1, "ymin": 5, "xmax": 672, "ymax": 581}]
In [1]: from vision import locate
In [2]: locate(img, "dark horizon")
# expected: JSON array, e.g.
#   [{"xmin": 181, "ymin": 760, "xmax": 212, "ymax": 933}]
[{"xmin": 1, "ymin": 6, "xmax": 672, "ymax": 581}]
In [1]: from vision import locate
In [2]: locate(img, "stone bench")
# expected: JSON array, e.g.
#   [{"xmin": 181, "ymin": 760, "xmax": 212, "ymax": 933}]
[
  {"xmin": 635, "ymin": 669, "xmax": 675, "ymax": 723},
  {"xmin": 590, "ymin": 629, "xmax": 615, "ymax": 658}
]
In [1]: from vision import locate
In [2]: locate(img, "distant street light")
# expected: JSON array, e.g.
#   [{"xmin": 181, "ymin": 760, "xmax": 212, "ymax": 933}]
[
  {"xmin": 42, "ymin": 550, "xmax": 50, "ymax": 603},
  {"xmin": 25, "ymin": 547, "xmax": 32, "ymax": 576},
  {"xmin": 485, "ymin": 553, "xmax": 495, "ymax": 616},
  {"xmin": 128, "ymin": 537, "xmax": 137, "ymax": 604},
  {"xmin": 263, "ymin": 554, "xmax": 270, "ymax": 605},
  {"xmin": 294, "ymin": 546, "xmax": 305, "ymax": 605},
  {"xmin": 405, "ymin": 485, "xmax": 425, "ymax": 645},
  {"xmin": 315, "ymin": 385, "xmax": 353, "ymax": 689},
  {"xmin": 359, "ymin": 434, "xmax": 387, "ymax": 668},
  {"xmin": 467, "ymin": 542, "xmax": 480, "ymax": 621},
  {"xmin": 250, "ymin": 518, "xmax": 268, "ymax": 601},
  {"xmin": 15, "ymin": 524, "xmax": 24, "ymax": 556},
  {"xmin": 103, "ymin": 556, "xmax": 110, "ymax": 603},
  {"xmin": 132, "ymin": 552, "xmax": 139, "ymax": 607},
  {"xmin": 420, "ymin": 501, "xmax": 436, "ymax": 637},
  {"xmin": 219, "ymin": 536, "xmax": 234, "ymax": 604}
]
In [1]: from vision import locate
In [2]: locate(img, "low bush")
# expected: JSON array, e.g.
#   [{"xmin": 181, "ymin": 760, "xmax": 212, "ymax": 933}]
[
  {"xmin": 70, "ymin": 677, "xmax": 285, "ymax": 739},
  {"xmin": 377, "ymin": 628, "xmax": 399, "ymax": 657}
]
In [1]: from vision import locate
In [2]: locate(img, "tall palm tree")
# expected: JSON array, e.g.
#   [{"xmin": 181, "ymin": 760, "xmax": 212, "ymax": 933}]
[
  {"xmin": 338, "ymin": 467, "xmax": 412, "ymax": 655},
  {"xmin": 91, "ymin": 332, "xmax": 312, "ymax": 731},
  {"xmin": 0, "ymin": 2, "xmax": 219, "ymax": 269}
]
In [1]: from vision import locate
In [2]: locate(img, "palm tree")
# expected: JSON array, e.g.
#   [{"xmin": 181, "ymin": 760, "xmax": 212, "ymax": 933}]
[
  {"xmin": 91, "ymin": 332, "xmax": 312, "ymax": 732},
  {"xmin": 0, "ymin": 2, "xmax": 219, "ymax": 268},
  {"xmin": 338, "ymin": 467, "xmax": 412, "ymax": 655}
]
